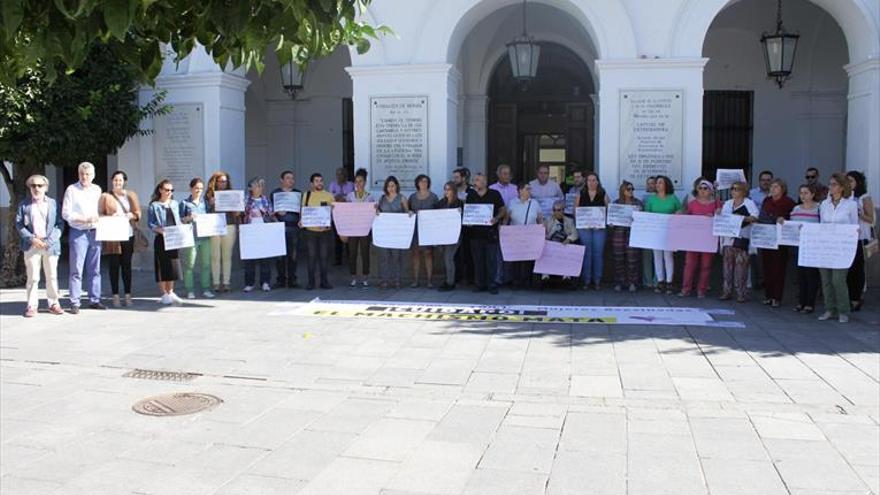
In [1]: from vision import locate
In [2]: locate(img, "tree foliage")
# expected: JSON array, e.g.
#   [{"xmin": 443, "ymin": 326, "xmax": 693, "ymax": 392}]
[{"xmin": 0, "ymin": 0, "xmax": 390, "ymax": 85}]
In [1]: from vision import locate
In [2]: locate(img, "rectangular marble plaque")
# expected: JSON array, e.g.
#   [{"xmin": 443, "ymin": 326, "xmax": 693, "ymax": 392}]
[
  {"xmin": 370, "ymin": 96, "xmax": 428, "ymax": 189},
  {"xmin": 619, "ymin": 90, "xmax": 683, "ymax": 187},
  {"xmin": 153, "ymin": 103, "xmax": 204, "ymax": 195}
]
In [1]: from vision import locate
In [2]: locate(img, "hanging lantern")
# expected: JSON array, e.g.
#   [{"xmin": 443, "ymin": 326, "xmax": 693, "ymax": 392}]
[
  {"xmin": 280, "ymin": 61, "xmax": 306, "ymax": 99},
  {"xmin": 760, "ymin": 0, "xmax": 799, "ymax": 88},
  {"xmin": 506, "ymin": 0, "xmax": 540, "ymax": 85}
]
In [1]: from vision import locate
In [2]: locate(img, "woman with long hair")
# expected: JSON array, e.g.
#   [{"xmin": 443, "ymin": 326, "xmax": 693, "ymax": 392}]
[
  {"xmin": 206, "ymin": 171, "xmax": 240, "ymax": 292},
  {"xmin": 376, "ymin": 175, "xmax": 410, "ymax": 289},
  {"xmin": 436, "ymin": 181, "xmax": 463, "ymax": 291},
  {"xmin": 610, "ymin": 181, "xmax": 642, "ymax": 292},
  {"xmin": 846, "ymin": 170, "xmax": 874, "ymax": 312},
  {"xmin": 148, "ymin": 179, "xmax": 183, "ymax": 305},
  {"xmin": 179, "ymin": 177, "xmax": 214, "ymax": 299},
  {"xmin": 783, "ymin": 184, "xmax": 821, "ymax": 313},
  {"xmin": 817, "ymin": 173, "xmax": 859, "ymax": 323},
  {"xmin": 98, "ymin": 170, "xmax": 141, "ymax": 307},
  {"xmin": 574, "ymin": 172, "xmax": 610, "ymax": 290},
  {"xmin": 644, "ymin": 175, "xmax": 681, "ymax": 294},
  {"xmin": 345, "ymin": 168, "xmax": 374, "ymax": 288},
  {"xmin": 409, "ymin": 174, "xmax": 439, "ymax": 288}
]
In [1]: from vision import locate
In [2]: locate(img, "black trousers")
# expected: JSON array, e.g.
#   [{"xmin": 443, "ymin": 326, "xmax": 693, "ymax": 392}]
[
  {"xmin": 348, "ymin": 235, "xmax": 371, "ymax": 276},
  {"xmin": 108, "ymin": 238, "xmax": 134, "ymax": 295},
  {"xmin": 796, "ymin": 263, "xmax": 820, "ymax": 308},
  {"xmin": 469, "ymin": 237, "xmax": 498, "ymax": 290},
  {"xmin": 304, "ymin": 230, "xmax": 333, "ymax": 286},
  {"xmin": 275, "ymin": 225, "xmax": 300, "ymax": 285},
  {"xmin": 455, "ymin": 236, "xmax": 474, "ymax": 284},
  {"xmin": 847, "ymin": 242, "xmax": 865, "ymax": 303}
]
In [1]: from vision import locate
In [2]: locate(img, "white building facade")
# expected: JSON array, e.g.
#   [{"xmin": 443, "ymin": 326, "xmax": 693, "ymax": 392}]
[{"xmin": 105, "ymin": 0, "xmax": 879, "ymax": 205}]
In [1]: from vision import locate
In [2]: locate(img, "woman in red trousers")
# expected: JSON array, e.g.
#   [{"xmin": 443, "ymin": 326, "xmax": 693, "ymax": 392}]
[{"xmin": 759, "ymin": 178, "xmax": 796, "ymax": 307}]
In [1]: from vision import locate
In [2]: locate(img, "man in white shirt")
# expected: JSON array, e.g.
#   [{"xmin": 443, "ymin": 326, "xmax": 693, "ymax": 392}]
[
  {"xmin": 489, "ymin": 164, "xmax": 517, "ymax": 207},
  {"xmin": 62, "ymin": 162, "xmax": 105, "ymax": 312},
  {"xmin": 528, "ymin": 164, "xmax": 564, "ymax": 219}
]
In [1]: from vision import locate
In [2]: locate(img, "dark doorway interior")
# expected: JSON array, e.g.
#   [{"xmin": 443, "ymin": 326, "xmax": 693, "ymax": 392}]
[
  {"xmin": 702, "ymin": 90, "xmax": 753, "ymax": 183},
  {"xmin": 487, "ymin": 43, "xmax": 594, "ymax": 186}
]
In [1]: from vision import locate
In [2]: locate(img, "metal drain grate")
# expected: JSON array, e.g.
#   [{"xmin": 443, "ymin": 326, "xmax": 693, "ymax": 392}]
[
  {"xmin": 123, "ymin": 369, "xmax": 202, "ymax": 382},
  {"xmin": 132, "ymin": 392, "xmax": 222, "ymax": 416}
]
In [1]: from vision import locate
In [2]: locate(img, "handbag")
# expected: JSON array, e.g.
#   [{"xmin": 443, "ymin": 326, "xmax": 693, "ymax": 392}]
[
  {"xmin": 865, "ymin": 227, "xmax": 878, "ymax": 259},
  {"xmin": 112, "ymin": 193, "xmax": 150, "ymax": 253}
]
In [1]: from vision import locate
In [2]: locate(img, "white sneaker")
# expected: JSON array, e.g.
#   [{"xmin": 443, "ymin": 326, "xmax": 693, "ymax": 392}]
[
  {"xmin": 202, "ymin": 290, "xmax": 215, "ymax": 299},
  {"xmin": 160, "ymin": 293, "xmax": 172, "ymax": 305},
  {"xmin": 362, "ymin": 280, "xmax": 370, "ymax": 288},
  {"xmin": 350, "ymin": 279, "xmax": 358, "ymax": 287},
  {"xmin": 261, "ymin": 282, "xmax": 271, "ymax": 292},
  {"xmin": 187, "ymin": 292, "xmax": 196, "ymax": 300},
  {"xmin": 169, "ymin": 292, "xmax": 183, "ymax": 305},
  {"xmin": 838, "ymin": 314, "xmax": 849, "ymax": 323},
  {"xmin": 817, "ymin": 311, "xmax": 835, "ymax": 321},
  {"xmin": 243, "ymin": 285, "xmax": 254, "ymax": 293}
]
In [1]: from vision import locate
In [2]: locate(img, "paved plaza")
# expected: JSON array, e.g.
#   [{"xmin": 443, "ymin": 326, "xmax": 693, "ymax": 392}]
[{"xmin": 1, "ymin": 267, "xmax": 878, "ymax": 495}]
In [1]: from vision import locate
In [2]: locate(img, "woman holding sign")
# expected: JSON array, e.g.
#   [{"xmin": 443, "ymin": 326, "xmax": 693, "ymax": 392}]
[
  {"xmin": 179, "ymin": 177, "xmax": 214, "ymax": 300},
  {"xmin": 148, "ymin": 179, "xmax": 183, "ymax": 305},
  {"xmin": 817, "ymin": 173, "xmax": 859, "ymax": 323},
  {"xmin": 206, "ymin": 171, "xmax": 240, "ymax": 292},
  {"xmin": 574, "ymin": 172, "xmax": 610, "ymax": 290},
  {"xmin": 409, "ymin": 174, "xmax": 439, "ymax": 288},
  {"xmin": 98, "ymin": 171, "xmax": 141, "ymax": 307},
  {"xmin": 758, "ymin": 179, "xmax": 795, "ymax": 307},
  {"xmin": 785, "ymin": 184, "xmax": 820, "ymax": 313},
  {"xmin": 679, "ymin": 180, "xmax": 720, "ymax": 298},
  {"xmin": 242, "ymin": 177, "xmax": 275, "ymax": 292},
  {"xmin": 718, "ymin": 181, "xmax": 759, "ymax": 303},
  {"xmin": 435, "ymin": 181, "xmax": 463, "ymax": 291},
  {"xmin": 847, "ymin": 171, "xmax": 873, "ymax": 312},
  {"xmin": 345, "ymin": 169, "xmax": 375, "ymax": 288},
  {"xmin": 508, "ymin": 182, "xmax": 544, "ymax": 288},
  {"xmin": 610, "ymin": 181, "xmax": 642, "ymax": 292},
  {"xmin": 376, "ymin": 176, "xmax": 410, "ymax": 289},
  {"xmin": 644, "ymin": 175, "xmax": 681, "ymax": 294}
]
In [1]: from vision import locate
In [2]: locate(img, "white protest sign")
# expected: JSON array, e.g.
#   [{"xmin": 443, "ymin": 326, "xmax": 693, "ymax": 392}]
[
  {"xmin": 607, "ymin": 204, "xmax": 637, "ymax": 227},
  {"xmin": 575, "ymin": 207, "xmax": 606, "ymax": 229},
  {"xmin": 301, "ymin": 206, "xmax": 332, "ymax": 228},
  {"xmin": 500, "ymin": 224, "xmax": 546, "ymax": 261},
  {"xmin": 96, "ymin": 216, "xmax": 131, "ymax": 241},
  {"xmin": 713, "ymin": 214, "xmax": 742, "ymax": 237},
  {"xmin": 750, "ymin": 224, "xmax": 779, "ymax": 250},
  {"xmin": 797, "ymin": 223, "xmax": 859, "ymax": 269},
  {"xmin": 462, "ymin": 204, "xmax": 493, "ymax": 226},
  {"xmin": 778, "ymin": 221, "xmax": 803, "ymax": 247},
  {"xmin": 372, "ymin": 213, "xmax": 416, "ymax": 249},
  {"xmin": 564, "ymin": 192, "xmax": 578, "ymax": 215},
  {"xmin": 239, "ymin": 222, "xmax": 286, "ymax": 260},
  {"xmin": 213, "ymin": 190, "xmax": 245, "ymax": 212},
  {"xmin": 193, "ymin": 213, "xmax": 227, "ymax": 237},
  {"xmin": 533, "ymin": 241, "xmax": 585, "ymax": 277},
  {"xmin": 629, "ymin": 212, "xmax": 672, "ymax": 250},
  {"xmin": 418, "ymin": 209, "xmax": 461, "ymax": 246},
  {"xmin": 715, "ymin": 169, "xmax": 746, "ymax": 190},
  {"xmin": 272, "ymin": 191, "xmax": 302, "ymax": 213},
  {"xmin": 162, "ymin": 224, "xmax": 195, "ymax": 251}
]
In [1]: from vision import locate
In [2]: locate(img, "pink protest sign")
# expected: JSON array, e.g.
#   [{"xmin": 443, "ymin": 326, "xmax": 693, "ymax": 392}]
[
  {"xmin": 533, "ymin": 241, "xmax": 585, "ymax": 277},
  {"xmin": 332, "ymin": 202, "xmax": 376, "ymax": 237},
  {"xmin": 668, "ymin": 215, "xmax": 717, "ymax": 253},
  {"xmin": 500, "ymin": 224, "xmax": 546, "ymax": 261}
]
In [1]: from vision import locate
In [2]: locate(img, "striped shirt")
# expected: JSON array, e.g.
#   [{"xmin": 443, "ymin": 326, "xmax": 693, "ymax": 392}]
[{"xmin": 790, "ymin": 204, "xmax": 820, "ymax": 223}]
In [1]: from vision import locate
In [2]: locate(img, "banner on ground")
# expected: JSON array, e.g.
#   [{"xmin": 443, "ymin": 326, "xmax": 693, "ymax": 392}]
[
  {"xmin": 332, "ymin": 202, "xmax": 375, "ymax": 237},
  {"xmin": 533, "ymin": 241, "xmax": 585, "ymax": 277},
  {"xmin": 213, "ymin": 190, "xmax": 245, "ymax": 212},
  {"xmin": 500, "ymin": 224, "xmax": 545, "ymax": 261},
  {"xmin": 418, "ymin": 209, "xmax": 461, "ymax": 246},
  {"xmin": 96, "ymin": 216, "xmax": 131, "ymax": 241},
  {"xmin": 162, "ymin": 224, "xmax": 195, "ymax": 251},
  {"xmin": 372, "ymin": 212, "xmax": 416, "ymax": 249},
  {"xmin": 797, "ymin": 223, "xmax": 859, "ymax": 269},
  {"xmin": 269, "ymin": 299, "xmax": 727, "ymax": 326},
  {"xmin": 193, "ymin": 213, "xmax": 227, "ymax": 237},
  {"xmin": 239, "ymin": 222, "xmax": 286, "ymax": 259}
]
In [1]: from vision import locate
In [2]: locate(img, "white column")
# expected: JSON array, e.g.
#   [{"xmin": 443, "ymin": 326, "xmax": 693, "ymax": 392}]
[
  {"xmin": 844, "ymin": 58, "xmax": 880, "ymax": 201},
  {"xmin": 595, "ymin": 58, "xmax": 708, "ymax": 194},
  {"xmin": 346, "ymin": 64, "xmax": 461, "ymax": 192},
  {"xmin": 462, "ymin": 95, "xmax": 488, "ymax": 174}
]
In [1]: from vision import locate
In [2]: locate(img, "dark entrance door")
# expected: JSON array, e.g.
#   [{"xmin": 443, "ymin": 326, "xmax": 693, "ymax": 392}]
[
  {"xmin": 487, "ymin": 43, "xmax": 594, "ymax": 186},
  {"xmin": 702, "ymin": 90, "xmax": 753, "ymax": 182}
]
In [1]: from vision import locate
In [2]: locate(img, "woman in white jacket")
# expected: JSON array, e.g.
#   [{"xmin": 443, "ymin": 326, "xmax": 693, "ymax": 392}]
[{"xmin": 718, "ymin": 181, "xmax": 759, "ymax": 303}]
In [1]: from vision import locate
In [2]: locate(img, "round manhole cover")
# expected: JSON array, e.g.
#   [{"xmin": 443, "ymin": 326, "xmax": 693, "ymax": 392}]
[{"xmin": 132, "ymin": 392, "xmax": 222, "ymax": 417}]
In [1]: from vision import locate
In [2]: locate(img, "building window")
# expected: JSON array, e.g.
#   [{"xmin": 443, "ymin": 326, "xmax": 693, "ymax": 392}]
[{"xmin": 702, "ymin": 91, "xmax": 753, "ymax": 183}]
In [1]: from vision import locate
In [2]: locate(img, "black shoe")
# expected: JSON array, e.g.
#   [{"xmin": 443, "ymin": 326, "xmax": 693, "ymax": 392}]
[
  {"xmin": 68, "ymin": 305, "xmax": 80, "ymax": 315},
  {"xmin": 320, "ymin": 283, "xmax": 333, "ymax": 290},
  {"xmin": 89, "ymin": 302, "xmax": 107, "ymax": 310},
  {"xmin": 438, "ymin": 283, "xmax": 454, "ymax": 292}
]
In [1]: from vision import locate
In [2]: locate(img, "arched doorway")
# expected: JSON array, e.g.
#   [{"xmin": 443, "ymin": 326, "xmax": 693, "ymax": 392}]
[{"xmin": 487, "ymin": 43, "xmax": 594, "ymax": 184}]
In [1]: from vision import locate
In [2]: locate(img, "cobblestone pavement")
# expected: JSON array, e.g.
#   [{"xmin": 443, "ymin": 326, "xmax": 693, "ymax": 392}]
[{"xmin": 1, "ymin": 267, "xmax": 878, "ymax": 494}]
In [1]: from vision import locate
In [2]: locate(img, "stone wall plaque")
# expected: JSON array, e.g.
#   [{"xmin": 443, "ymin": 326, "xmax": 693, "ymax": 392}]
[
  {"xmin": 370, "ymin": 96, "xmax": 428, "ymax": 188},
  {"xmin": 154, "ymin": 103, "xmax": 204, "ymax": 194},
  {"xmin": 619, "ymin": 90, "xmax": 683, "ymax": 186}
]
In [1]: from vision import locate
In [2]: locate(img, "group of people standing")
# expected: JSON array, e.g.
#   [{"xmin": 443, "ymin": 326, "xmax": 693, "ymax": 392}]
[{"xmin": 15, "ymin": 161, "xmax": 875, "ymax": 323}]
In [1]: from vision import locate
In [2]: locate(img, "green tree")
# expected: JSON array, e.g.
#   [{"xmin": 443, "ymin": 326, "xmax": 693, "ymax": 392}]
[
  {"xmin": 0, "ymin": 43, "xmax": 166, "ymax": 286},
  {"xmin": 0, "ymin": 0, "xmax": 389, "ymax": 85}
]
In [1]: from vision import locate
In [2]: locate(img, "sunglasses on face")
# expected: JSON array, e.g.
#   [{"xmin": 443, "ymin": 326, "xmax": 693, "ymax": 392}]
[
  {"xmin": 29, "ymin": 183, "xmax": 47, "ymax": 189},
  {"xmin": 625, "ymin": 187, "xmax": 634, "ymax": 191},
  {"xmin": 806, "ymin": 175, "xmax": 817, "ymax": 180},
  {"xmin": 162, "ymin": 188, "xmax": 174, "ymax": 192},
  {"xmin": 698, "ymin": 186, "xmax": 709, "ymax": 190}
]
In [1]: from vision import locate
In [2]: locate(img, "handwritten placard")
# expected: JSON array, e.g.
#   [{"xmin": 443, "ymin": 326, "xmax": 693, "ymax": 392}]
[
  {"xmin": 96, "ymin": 216, "xmax": 131, "ymax": 241},
  {"xmin": 372, "ymin": 213, "xmax": 416, "ymax": 249},
  {"xmin": 193, "ymin": 213, "xmax": 227, "ymax": 237},
  {"xmin": 715, "ymin": 169, "xmax": 746, "ymax": 190},
  {"xmin": 239, "ymin": 222, "xmax": 286, "ymax": 260},
  {"xmin": 533, "ymin": 241, "xmax": 585, "ymax": 277},
  {"xmin": 500, "ymin": 224, "xmax": 546, "ymax": 261},
  {"xmin": 797, "ymin": 223, "xmax": 859, "ymax": 269},
  {"xmin": 418, "ymin": 209, "xmax": 461, "ymax": 246},
  {"xmin": 462, "ymin": 204, "xmax": 493, "ymax": 226},
  {"xmin": 575, "ymin": 207, "xmax": 606, "ymax": 229},
  {"xmin": 213, "ymin": 190, "xmax": 245, "ymax": 212},
  {"xmin": 667, "ymin": 215, "xmax": 717, "ymax": 253},
  {"xmin": 750, "ymin": 224, "xmax": 779, "ymax": 250},
  {"xmin": 629, "ymin": 212, "xmax": 672, "ymax": 250},
  {"xmin": 301, "ymin": 206, "xmax": 332, "ymax": 228},
  {"xmin": 607, "ymin": 204, "xmax": 637, "ymax": 227},
  {"xmin": 713, "ymin": 214, "xmax": 742, "ymax": 238},
  {"xmin": 162, "ymin": 224, "xmax": 194, "ymax": 251},
  {"xmin": 332, "ymin": 202, "xmax": 375, "ymax": 237},
  {"xmin": 778, "ymin": 221, "xmax": 803, "ymax": 247},
  {"xmin": 272, "ymin": 191, "xmax": 302, "ymax": 213}
]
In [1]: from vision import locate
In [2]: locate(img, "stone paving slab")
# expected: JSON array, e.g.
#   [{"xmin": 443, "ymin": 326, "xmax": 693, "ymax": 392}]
[{"xmin": 1, "ymin": 267, "xmax": 878, "ymax": 494}]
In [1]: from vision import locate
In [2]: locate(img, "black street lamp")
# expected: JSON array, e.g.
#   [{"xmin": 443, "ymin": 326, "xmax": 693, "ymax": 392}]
[
  {"xmin": 760, "ymin": 0, "xmax": 799, "ymax": 89},
  {"xmin": 506, "ymin": 0, "xmax": 540, "ymax": 86},
  {"xmin": 280, "ymin": 61, "xmax": 306, "ymax": 99}
]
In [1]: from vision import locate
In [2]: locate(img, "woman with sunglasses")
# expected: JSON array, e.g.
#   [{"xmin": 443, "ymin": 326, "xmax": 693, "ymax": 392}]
[
  {"xmin": 16, "ymin": 174, "xmax": 65, "ymax": 317},
  {"xmin": 758, "ymin": 178, "xmax": 795, "ymax": 307},
  {"xmin": 718, "ymin": 181, "xmax": 759, "ymax": 303},
  {"xmin": 610, "ymin": 181, "xmax": 642, "ymax": 292},
  {"xmin": 148, "ymin": 179, "xmax": 183, "ymax": 305},
  {"xmin": 817, "ymin": 173, "xmax": 859, "ymax": 323},
  {"xmin": 206, "ymin": 171, "xmax": 240, "ymax": 292},
  {"xmin": 678, "ymin": 180, "xmax": 720, "ymax": 298},
  {"xmin": 644, "ymin": 175, "xmax": 681, "ymax": 294}
]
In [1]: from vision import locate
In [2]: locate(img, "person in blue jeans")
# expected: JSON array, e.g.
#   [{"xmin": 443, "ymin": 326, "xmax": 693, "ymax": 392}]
[{"xmin": 574, "ymin": 172, "xmax": 610, "ymax": 290}]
